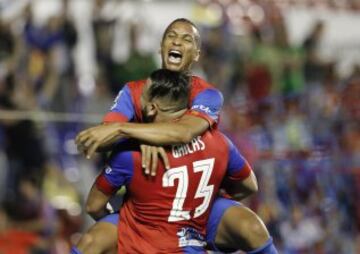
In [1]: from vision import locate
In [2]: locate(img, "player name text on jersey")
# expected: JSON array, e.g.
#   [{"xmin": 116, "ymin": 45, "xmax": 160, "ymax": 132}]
[{"xmin": 172, "ymin": 136, "xmax": 205, "ymax": 158}]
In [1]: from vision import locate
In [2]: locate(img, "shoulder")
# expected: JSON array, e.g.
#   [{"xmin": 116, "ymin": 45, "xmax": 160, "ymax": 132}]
[
  {"xmin": 217, "ymin": 133, "xmax": 248, "ymax": 172},
  {"xmin": 214, "ymin": 130, "xmax": 231, "ymax": 146},
  {"xmin": 205, "ymin": 131, "xmax": 235, "ymax": 155},
  {"xmin": 112, "ymin": 80, "xmax": 146, "ymax": 103},
  {"xmin": 217, "ymin": 132, "xmax": 236, "ymax": 150},
  {"xmin": 126, "ymin": 80, "xmax": 147, "ymax": 92},
  {"xmin": 200, "ymin": 130, "xmax": 229, "ymax": 150},
  {"xmin": 190, "ymin": 76, "xmax": 222, "ymax": 100}
]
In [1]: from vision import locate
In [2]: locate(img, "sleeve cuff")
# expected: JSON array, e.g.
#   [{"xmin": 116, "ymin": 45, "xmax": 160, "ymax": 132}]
[
  {"xmin": 103, "ymin": 112, "xmax": 129, "ymax": 123},
  {"xmin": 228, "ymin": 161, "xmax": 252, "ymax": 181},
  {"xmin": 95, "ymin": 173, "xmax": 118, "ymax": 196}
]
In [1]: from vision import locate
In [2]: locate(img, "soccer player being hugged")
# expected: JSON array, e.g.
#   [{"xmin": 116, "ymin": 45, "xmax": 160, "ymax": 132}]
[
  {"xmin": 81, "ymin": 69, "xmax": 259, "ymax": 253},
  {"xmin": 74, "ymin": 19, "xmax": 278, "ymax": 254}
]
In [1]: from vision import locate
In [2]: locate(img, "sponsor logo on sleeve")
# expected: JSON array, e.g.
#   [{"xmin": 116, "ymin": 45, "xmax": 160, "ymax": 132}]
[
  {"xmin": 105, "ymin": 166, "xmax": 112, "ymax": 174},
  {"xmin": 191, "ymin": 105, "xmax": 219, "ymax": 120},
  {"xmin": 110, "ymin": 90, "xmax": 123, "ymax": 110}
]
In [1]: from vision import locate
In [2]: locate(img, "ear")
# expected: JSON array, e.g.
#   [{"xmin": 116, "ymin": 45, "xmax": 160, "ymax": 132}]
[
  {"xmin": 147, "ymin": 103, "xmax": 158, "ymax": 117},
  {"xmin": 194, "ymin": 49, "xmax": 200, "ymax": 62}
]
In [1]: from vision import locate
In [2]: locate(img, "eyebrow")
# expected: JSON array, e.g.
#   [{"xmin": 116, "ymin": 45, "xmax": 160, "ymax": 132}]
[
  {"xmin": 167, "ymin": 29, "xmax": 193, "ymax": 37},
  {"xmin": 167, "ymin": 30, "xmax": 194, "ymax": 40}
]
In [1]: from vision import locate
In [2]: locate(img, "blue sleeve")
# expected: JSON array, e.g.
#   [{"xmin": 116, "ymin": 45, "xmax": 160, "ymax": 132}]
[
  {"xmin": 109, "ymin": 84, "xmax": 135, "ymax": 121},
  {"xmin": 223, "ymin": 135, "xmax": 249, "ymax": 178},
  {"xmin": 190, "ymin": 89, "xmax": 224, "ymax": 123},
  {"xmin": 102, "ymin": 150, "xmax": 134, "ymax": 188}
]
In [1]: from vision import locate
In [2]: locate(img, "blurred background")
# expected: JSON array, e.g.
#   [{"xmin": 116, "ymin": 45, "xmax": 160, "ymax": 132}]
[{"xmin": 0, "ymin": 0, "xmax": 359, "ymax": 253}]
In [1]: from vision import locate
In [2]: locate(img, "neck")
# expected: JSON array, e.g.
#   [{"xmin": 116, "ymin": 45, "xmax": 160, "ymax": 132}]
[
  {"xmin": 159, "ymin": 108, "xmax": 187, "ymax": 122},
  {"xmin": 170, "ymin": 108, "xmax": 187, "ymax": 119}
]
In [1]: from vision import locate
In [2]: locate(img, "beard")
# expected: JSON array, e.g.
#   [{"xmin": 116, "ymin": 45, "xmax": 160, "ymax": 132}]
[{"xmin": 141, "ymin": 107, "xmax": 155, "ymax": 123}]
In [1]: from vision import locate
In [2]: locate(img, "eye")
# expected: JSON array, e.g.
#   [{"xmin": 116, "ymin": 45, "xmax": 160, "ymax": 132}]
[
  {"xmin": 183, "ymin": 36, "xmax": 193, "ymax": 43},
  {"xmin": 167, "ymin": 33, "xmax": 176, "ymax": 38}
]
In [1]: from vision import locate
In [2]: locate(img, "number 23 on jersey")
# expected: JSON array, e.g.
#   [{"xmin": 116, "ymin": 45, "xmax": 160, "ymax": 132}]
[{"xmin": 162, "ymin": 158, "xmax": 215, "ymax": 222}]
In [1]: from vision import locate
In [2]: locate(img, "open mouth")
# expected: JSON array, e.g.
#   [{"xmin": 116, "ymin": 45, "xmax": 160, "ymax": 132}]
[{"xmin": 168, "ymin": 50, "xmax": 183, "ymax": 64}]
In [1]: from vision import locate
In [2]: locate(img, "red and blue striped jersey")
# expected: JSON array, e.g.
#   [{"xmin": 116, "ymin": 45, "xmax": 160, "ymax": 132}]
[
  {"xmin": 103, "ymin": 76, "xmax": 223, "ymax": 127},
  {"xmin": 95, "ymin": 130, "xmax": 252, "ymax": 253}
]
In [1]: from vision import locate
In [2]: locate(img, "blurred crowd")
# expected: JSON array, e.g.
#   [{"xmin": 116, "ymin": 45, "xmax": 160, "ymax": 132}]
[{"xmin": 0, "ymin": 0, "xmax": 359, "ymax": 253}]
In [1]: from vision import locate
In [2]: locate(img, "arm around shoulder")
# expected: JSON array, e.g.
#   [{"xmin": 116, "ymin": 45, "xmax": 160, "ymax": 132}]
[{"xmin": 118, "ymin": 114, "xmax": 210, "ymax": 145}]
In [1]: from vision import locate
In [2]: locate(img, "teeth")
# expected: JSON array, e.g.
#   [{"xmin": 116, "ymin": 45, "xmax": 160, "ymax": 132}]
[
  {"xmin": 168, "ymin": 49, "xmax": 182, "ymax": 64},
  {"xmin": 170, "ymin": 50, "xmax": 181, "ymax": 55},
  {"xmin": 169, "ymin": 55, "xmax": 181, "ymax": 64}
]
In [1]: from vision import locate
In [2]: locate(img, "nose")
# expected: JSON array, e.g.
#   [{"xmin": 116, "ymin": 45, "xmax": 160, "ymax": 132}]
[{"xmin": 172, "ymin": 36, "xmax": 181, "ymax": 46}]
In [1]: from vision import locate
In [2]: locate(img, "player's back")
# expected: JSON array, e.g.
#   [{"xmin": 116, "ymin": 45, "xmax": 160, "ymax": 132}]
[{"xmin": 118, "ymin": 130, "xmax": 230, "ymax": 253}]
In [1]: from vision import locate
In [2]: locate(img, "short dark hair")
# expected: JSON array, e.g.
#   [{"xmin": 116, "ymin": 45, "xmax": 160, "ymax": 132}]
[
  {"xmin": 148, "ymin": 69, "xmax": 190, "ymax": 110},
  {"xmin": 162, "ymin": 18, "xmax": 201, "ymax": 48}
]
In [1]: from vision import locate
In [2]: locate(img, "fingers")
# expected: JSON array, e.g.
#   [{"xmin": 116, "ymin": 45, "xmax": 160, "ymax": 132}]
[
  {"xmin": 158, "ymin": 147, "xmax": 170, "ymax": 170},
  {"xmin": 75, "ymin": 130, "xmax": 96, "ymax": 158},
  {"xmin": 144, "ymin": 145, "xmax": 152, "ymax": 175},
  {"xmin": 141, "ymin": 145, "xmax": 147, "ymax": 169},
  {"xmin": 75, "ymin": 128, "xmax": 93, "ymax": 145},
  {"xmin": 141, "ymin": 145, "xmax": 170, "ymax": 176},
  {"xmin": 86, "ymin": 141, "xmax": 100, "ymax": 159},
  {"xmin": 150, "ymin": 147, "xmax": 158, "ymax": 176},
  {"xmin": 74, "ymin": 124, "xmax": 119, "ymax": 159},
  {"xmin": 83, "ymin": 137, "xmax": 95, "ymax": 148},
  {"xmin": 75, "ymin": 131, "xmax": 83, "ymax": 145},
  {"xmin": 75, "ymin": 129, "xmax": 93, "ymax": 153},
  {"xmin": 141, "ymin": 144, "xmax": 151, "ymax": 175}
]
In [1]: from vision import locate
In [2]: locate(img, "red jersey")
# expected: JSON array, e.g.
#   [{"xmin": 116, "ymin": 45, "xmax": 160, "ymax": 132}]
[
  {"xmin": 0, "ymin": 229, "xmax": 40, "ymax": 254},
  {"xmin": 103, "ymin": 76, "xmax": 223, "ymax": 127},
  {"xmin": 96, "ymin": 130, "xmax": 251, "ymax": 253}
]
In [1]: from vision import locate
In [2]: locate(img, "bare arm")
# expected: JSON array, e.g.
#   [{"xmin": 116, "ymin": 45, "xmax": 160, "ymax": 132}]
[
  {"xmin": 76, "ymin": 114, "xmax": 210, "ymax": 159},
  {"xmin": 86, "ymin": 184, "xmax": 112, "ymax": 221},
  {"xmin": 222, "ymin": 171, "xmax": 258, "ymax": 201},
  {"xmin": 118, "ymin": 114, "xmax": 210, "ymax": 145}
]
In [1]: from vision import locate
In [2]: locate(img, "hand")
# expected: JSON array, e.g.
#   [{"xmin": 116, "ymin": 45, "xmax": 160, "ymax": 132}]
[
  {"xmin": 75, "ymin": 123, "xmax": 122, "ymax": 159},
  {"xmin": 140, "ymin": 145, "xmax": 170, "ymax": 176}
]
